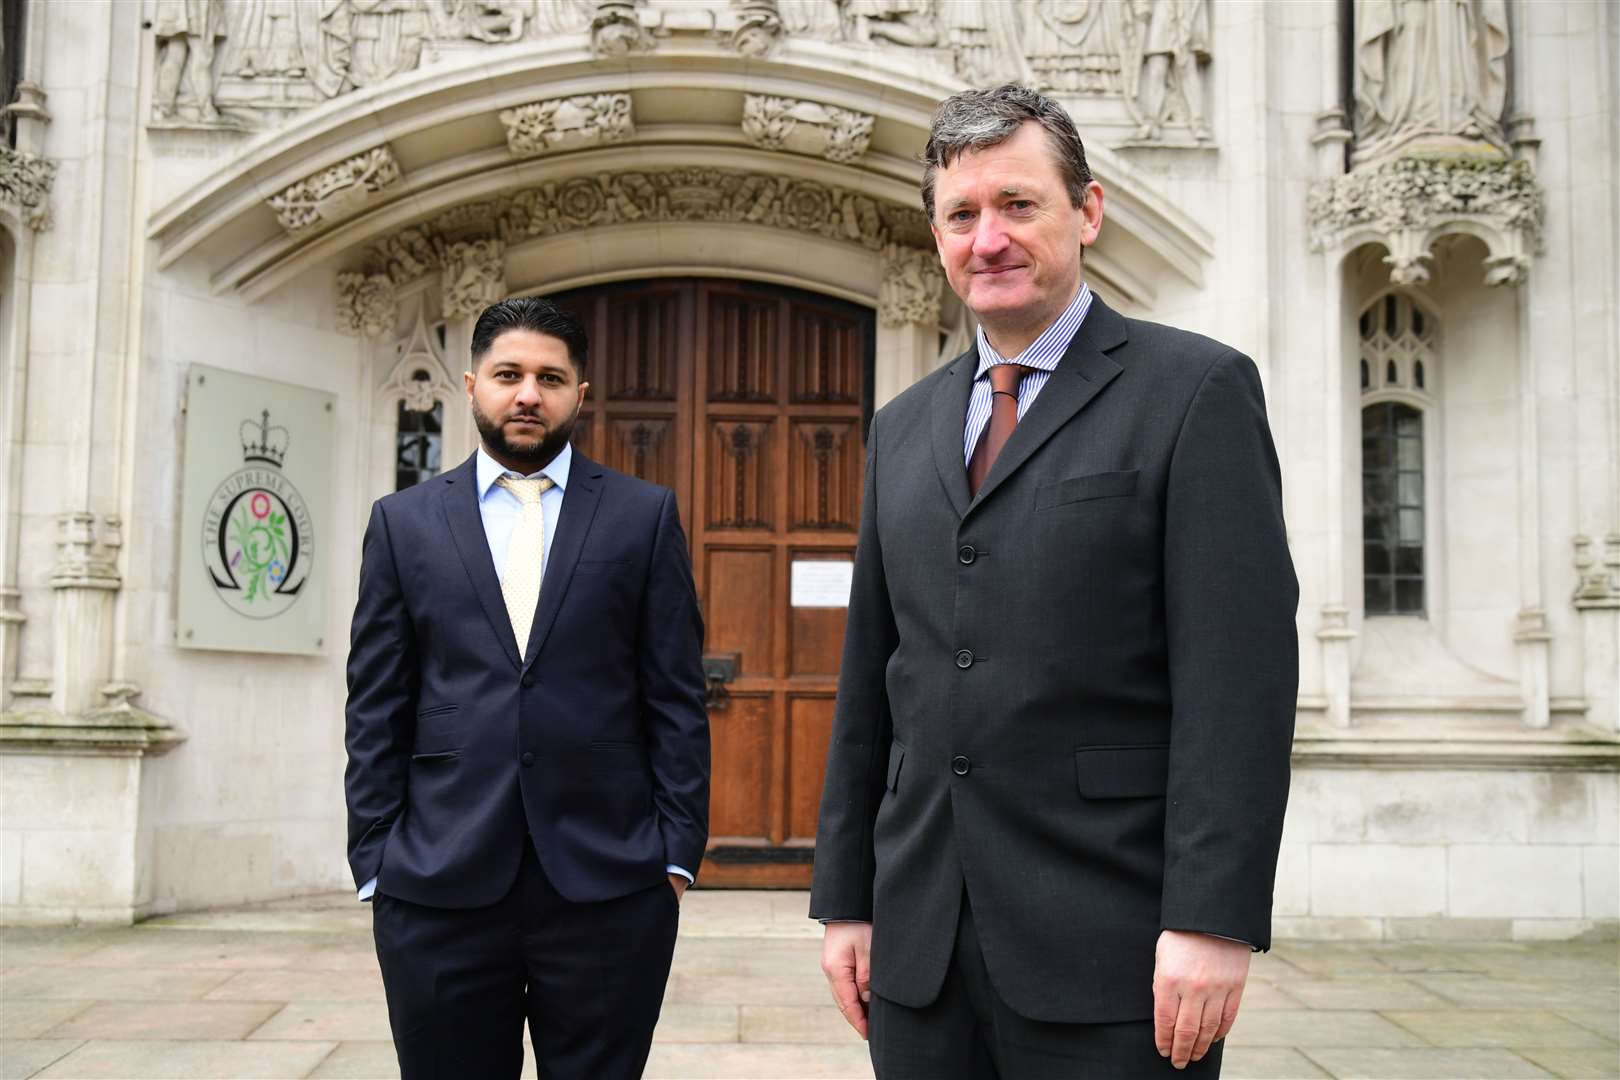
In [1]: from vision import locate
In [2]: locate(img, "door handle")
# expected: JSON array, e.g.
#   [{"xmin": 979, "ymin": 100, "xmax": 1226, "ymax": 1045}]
[{"xmin": 702, "ymin": 652, "xmax": 740, "ymax": 711}]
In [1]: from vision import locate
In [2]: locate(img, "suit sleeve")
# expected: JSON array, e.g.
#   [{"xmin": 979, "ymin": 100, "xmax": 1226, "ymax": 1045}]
[
  {"xmin": 1160, "ymin": 350, "xmax": 1299, "ymax": 950},
  {"xmin": 809, "ymin": 415, "xmax": 898, "ymax": 921},
  {"xmin": 343, "ymin": 500, "xmax": 420, "ymax": 890},
  {"xmin": 638, "ymin": 489, "xmax": 710, "ymax": 878}
]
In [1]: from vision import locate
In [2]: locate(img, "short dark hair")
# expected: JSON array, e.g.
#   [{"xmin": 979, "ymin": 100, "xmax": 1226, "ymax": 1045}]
[
  {"xmin": 921, "ymin": 84, "xmax": 1093, "ymax": 222},
  {"xmin": 469, "ymin": 297, "xmax": 589, "ymax": 376}
]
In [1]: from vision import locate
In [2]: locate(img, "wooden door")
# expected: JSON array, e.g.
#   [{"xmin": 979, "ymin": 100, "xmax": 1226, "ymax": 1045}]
[{"xmin": 557, "ymin": 279, "xmax": 872, "ymax": 887}]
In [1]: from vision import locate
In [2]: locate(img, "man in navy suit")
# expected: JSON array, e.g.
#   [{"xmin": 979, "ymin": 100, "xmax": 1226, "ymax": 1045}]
[{"xmin": 345, "ymin": 297, "xmax": 709, "ymax": 1079}]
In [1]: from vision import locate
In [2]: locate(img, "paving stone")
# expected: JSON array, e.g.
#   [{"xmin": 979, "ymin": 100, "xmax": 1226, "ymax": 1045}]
[
  {"xmin": 642, "ymin": 1041, "xmax": 876, "ymax": 1078},
  {"xmin": 1272, "ymin": 974, "xmax": 1451, "ymax": 1010},
  {"xmin": 1219, "ymin": 1046, "xmax": 1330, "ymax": 1078},
  {"xmin": 247, "ymin": 1002, "xmax": 393, "ymax": 1042},
  {"xmin": 0, "ymin": 1001, "xmax": 92, "ymax": 1039},
  {"xmin": 1, "ymin": 966, "xmax": 235, "ymax": 1002},
  {"xmin": 0, "ymin": 934, "xmax": 111, "ymax": 969},
  {"xmin": 670, "ymin": 938, "xmax": 823, "ymax": 976},
  {"xmin": 1557, "ymin": 1008, "xmax": 1620, "ymax": 1042},
  {"xmin": 203, "ymin": 969, "xmax": 386, "ymax": 1003},
  {"xmin": 44, "ymin": 1001, "xmax": 282, "ymax": 1041},
  {"xmin": 663, "ymin": 971, "xmax": 832, "ymax": 1006},
  {"xmin": 1382, "ymin": 1008, "xmax": 1614, "ymax": 1049},
  {"xmin": 740, "ymin": 1005, "xmax": 852, "ymax": 1044},
  {"xmin": 1263, "ymin": 944, "xmax": 1398, "ymax": 977},
  {"xmin": 305, "ymin": 1041, "xmax": 398, "ymax": 1079},
  {"xmin": 1233, "ymin": 979, "xmax": 1303, "ymax": 1010},
  {"xmin": 32, "ymin": 1039, "xmax": 336, "ymax": 1078},
  {"xmin": 0, "ymin": 1040, "xmax": 82, "ymax": 1080},
  {"xmin": 1513, "ymin": 1047, "xmax": 1620, "ymax": 1079},
  {"xmin": 652, "ymin": 1004, "xmax": 739, "ymax": 1043},
  {"xmin": 1227, "ymin": 1010, "xmax": 1426, "ymax": 1048},
  {"xmin": 1413, "ymin": 974, "xmax": 1617, "ymax": 1013},
  {"xmin": 1301, "ymin": 1047, "xmax": 1555, "ymax": 1078},
  {"xmin": 74, "ymin": 935, "xmax": 324, "ymax": 971}
]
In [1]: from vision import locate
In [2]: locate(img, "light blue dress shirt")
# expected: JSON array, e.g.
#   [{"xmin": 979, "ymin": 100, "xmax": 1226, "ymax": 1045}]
[{"xmin": 359, "ymin": 443, "xmax": 691, "ymax": 901}]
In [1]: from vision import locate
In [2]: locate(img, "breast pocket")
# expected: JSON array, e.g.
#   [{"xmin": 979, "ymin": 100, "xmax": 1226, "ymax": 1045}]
[{"xmin": 1035, "ymin": 469, "xmax": 1139, "ymax": 510}]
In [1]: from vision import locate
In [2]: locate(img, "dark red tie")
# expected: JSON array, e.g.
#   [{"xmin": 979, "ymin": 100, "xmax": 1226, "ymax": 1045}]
[{"xmin": 968, "ymin": 363, "xmax": 1032, "ymax": 497}]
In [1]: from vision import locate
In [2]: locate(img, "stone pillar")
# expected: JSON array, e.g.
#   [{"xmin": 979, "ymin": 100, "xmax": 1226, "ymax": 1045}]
[
  {"xmin": 1574, "ymin": 536, "xmax": 1620, "ymax": 732},
  {"xmin": 1513, "ymin": 283, "xmax": 1552, "ymax": 728},
  {"xmin": 874, "ymin": 244, "xmax": 944, "ymax": 409}
]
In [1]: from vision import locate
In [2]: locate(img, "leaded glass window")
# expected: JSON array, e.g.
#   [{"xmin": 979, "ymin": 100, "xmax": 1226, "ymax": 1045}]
[
  {"xmin": 1362, "ymin": 402, "xmax": 1424, "ymax": 615},
  {"xmin": 396, "ymin": 398, "xmax": 443, "ymax": 490}
]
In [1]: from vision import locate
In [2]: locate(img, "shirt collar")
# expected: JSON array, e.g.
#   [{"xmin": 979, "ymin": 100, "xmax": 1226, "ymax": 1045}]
[
  {"xmin": 476, "ymin": 441, "xmax": 572, "ymax": 500},
  {"xmin": 973, "ymin": 282, "xmax": 1093, "ymax": 378}
]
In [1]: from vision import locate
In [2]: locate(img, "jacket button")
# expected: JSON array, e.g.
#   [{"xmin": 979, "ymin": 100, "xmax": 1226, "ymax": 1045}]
[
  {"xmin": 951, "ymin": 755, "xmax": 971, "ymax": 776},
  {"xmin": 955, "ymin": 649, "xmax": 974, "ymax": 669},
  {"xmin": 521, "ymin": 752, "xmax": 535, "ymax": 767},
  {"xmin": 522, "ymin": 674, "xmax": 533, "ymax": 688},
  {"xmin": 958, "ymin": 545, "xmax": 976, "ymax": 565}
]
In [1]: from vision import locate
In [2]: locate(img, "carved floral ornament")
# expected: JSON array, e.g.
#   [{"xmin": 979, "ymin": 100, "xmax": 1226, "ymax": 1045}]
[
  {"xmin": 1306, "ymin": 155, "xmax": 1544, "ymax": 287},
  {"xmin": 499, "ymin": 94, "xmax": 635, "ymax": 158},
  {"xmin": 336, "ymin": 166, "xmax": 933, "ymax": 337},
  {"xmin": 741, "ymin": 95, "xmax": 874, "ymax": 164},
  {"xmin": 0, "ymin": 146, "xmax": 58, "ymax": 231},
  {"xmin": 879, "ymin": 244, "xmax": 945, "ymax": 328},
  {"xmin": 267, "ymin": 146, "xmax": 402, "ymax": 236}
]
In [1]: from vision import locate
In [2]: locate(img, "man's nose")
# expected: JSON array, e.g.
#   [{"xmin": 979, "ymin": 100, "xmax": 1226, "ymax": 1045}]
[
  {"xmin": 513, "ymin": 376, "xmax": 543, "ymax": 406},
  {"xmin": 971, "ymin": 214, "xmax": 1010, "ymax": 259}
]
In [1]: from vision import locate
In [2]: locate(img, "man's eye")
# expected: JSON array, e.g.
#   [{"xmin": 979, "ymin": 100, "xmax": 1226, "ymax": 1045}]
[
  {"xmin": 1008, "ymin": 200, "xmax": 1034, "ymax": 211},
  {"xmin": 949, "ymin": 211, "xmax": 974, "ymax": 224}
]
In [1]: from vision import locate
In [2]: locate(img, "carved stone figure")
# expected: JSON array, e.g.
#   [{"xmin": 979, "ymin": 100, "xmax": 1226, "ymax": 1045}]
[
  {"xmin": 591, "ymin": 0, "xmax": 650, "ymax": 55},
  {"xmin": 879, "ymin": 243, "xmax": 944, "ymax": 327},
  {"xmin": 0, "ymin": 146, "xmax": 58, "ymax": 230},
  {"xmin": 441, "ymin": 238, "xmax": 507, "ymax": 318},
  {"xmin": 1124, "ymin": 0, "xmax": 1211, "ymax": 141},
  {"xmin": 334, "ymin": 0, "xmax": 433, "ymax": 87},
  {"xmin": 1354, "ymin": 0, "xmax": 1510, "ymax": 163},
  {"xmin": 840, "ymin": 0, "xmax": 938, "ymax": 48},
  {"xmin": 1023, "ymin": 0, "xmax": 1128, "ymax": 96},
  {"xmin": 267, "ymin": 146, "xmax": 403, "ymax": 235},
  {"xmin": 153, "ymin": 0, "xmax": 227, "ymax": 123},
  {"xmin": 532, "ymin": 0, "xmax": 596, "ymax": 35},
  {"xmin": 730, "ymin": 0, "xmax": 785, "ymax": 57},
  {"xmin": 337, "ymin": 272, "xmax": 399, "ymax": 337},
  {"xmin": 499, "ymin": 94, "xmax": 634, "ymax": 157},
  {"xmin": 741, "ymin": 95, "xmax": 874, "ymax": 163},
  {"xmin": 779, "ymin": 0, "xmax": 842, "ymax": 39},
  {"xmin": 221, "ymin": 1, "xmax": 346, "ymax": 95},
  {"xmin": 439, "ymin": 0, "xmax": 527, "ymax": 42},
  {"xmin": 939, "ymin": 0, "xmax": 1026, "ymax": 86}
]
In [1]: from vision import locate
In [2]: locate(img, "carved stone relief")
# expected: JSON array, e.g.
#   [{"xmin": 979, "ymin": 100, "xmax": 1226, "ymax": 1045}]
[
  {"xmin": 266, "ymin": 146, "xmax": 402, "ymax": 236},
  {"xmin": 741, "ymin": 95, "xmax": 873, "ymax": 163},
  {"xmin": 1353, "ymin": 0, "xmax": 1509, "ymax": 165},
  {"xmin": 1307, "ymin": 155, "xmax": 1543, "ymax": 286},
  {"xmin": 878, "ymin": 243, "xmax": 944, "ymax": 327},
  {"xmin": 591, "ymin": 0, "xmax": 651, "ymax": 55},
  {"xmin": 499, "ymin": 94, "xmax": 634, "ymax": 158},
  {"xmin": 385, "ymin": 305, "xmax": 455, "ymax": 412},
  {"xmin": 1573, "ymin": 535, "xmax": 1620, "ymax": 609},
  {"xmin": 441, "ymin": 238, "xmax": 507, "ymax": 318},
  {"xmin": 337, "ymin": 272, "xmax": 399, "ymax": 338},
  {"xmin": 0, "ymin": 146, "xmax": 58, "ymax": 230},
  {"xmin": 357, "ymin": 166, "xmax": 933, "ymax": 294},
  {"xmin": 51, "ymin": 513, "xmax": 123, "ymax": 591},
  {"xmin": 151, "ymin": 0, "xmax": 229, "ymax": 126}
]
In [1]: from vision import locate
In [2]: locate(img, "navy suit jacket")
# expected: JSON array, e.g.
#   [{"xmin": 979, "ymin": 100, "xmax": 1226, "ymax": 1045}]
[{"xmin": 344, "ymin": 450, "xmax": 709, "ymax": 908}]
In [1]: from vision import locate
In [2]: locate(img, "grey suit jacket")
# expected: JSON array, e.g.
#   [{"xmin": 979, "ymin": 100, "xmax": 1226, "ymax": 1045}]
[{"xmin": 810, "ymin": 296, "xmax": 1299, "ymax": 1024}]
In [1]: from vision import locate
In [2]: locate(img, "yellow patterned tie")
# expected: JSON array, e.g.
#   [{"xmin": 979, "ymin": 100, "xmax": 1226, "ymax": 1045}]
[{"xmin": 494, "ymin": 474, "xmax": 554, "ymax": 661}]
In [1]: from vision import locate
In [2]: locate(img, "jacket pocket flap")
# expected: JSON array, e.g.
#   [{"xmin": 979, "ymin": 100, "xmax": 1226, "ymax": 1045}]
[
  {"xmin": 1036, "ymin": 469, "xmax": 1139, "ymax": 510},
  {"xmin": 1075, "ymin": 744, "xmax": 1169, "ymax": 798},
  {"xmin": 886, "ymin": 742, "xmax": 906, "ymax": 792}
]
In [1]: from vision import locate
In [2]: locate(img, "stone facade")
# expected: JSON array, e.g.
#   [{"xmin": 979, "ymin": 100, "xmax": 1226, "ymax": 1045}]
[{"xmin": 0, "ymin": 0, "xmax": 1614, "ymax": 934}]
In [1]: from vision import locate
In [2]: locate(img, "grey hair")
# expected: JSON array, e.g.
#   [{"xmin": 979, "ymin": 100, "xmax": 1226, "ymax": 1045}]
[{"xmin": 920, "ymin": 84, "xmax": 1093, "ymax": 221}]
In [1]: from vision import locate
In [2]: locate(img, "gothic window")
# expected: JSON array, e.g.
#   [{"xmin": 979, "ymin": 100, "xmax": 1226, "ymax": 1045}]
[
  {"xmin": 395, "ymin": 369, "xmax": 444, "ymax": 491},
  {"xmin": 1358, "ymin": 292, "xmax": 1436, "ymax": 617},
  {"xmin": 1362, "ymin": 403, "xmax": 1424, "ymax": 614}
]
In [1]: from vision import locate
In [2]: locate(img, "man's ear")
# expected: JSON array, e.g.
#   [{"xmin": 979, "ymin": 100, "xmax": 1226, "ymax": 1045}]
[{"xmin": 463, "ymin": 368, "xmax": 476, "ymax": 401}]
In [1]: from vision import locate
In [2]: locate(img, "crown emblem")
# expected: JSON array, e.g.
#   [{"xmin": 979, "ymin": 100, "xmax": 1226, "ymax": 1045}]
[{"xmin": 241, "ymin": 409, "xmax": 289, "ymax": 467}]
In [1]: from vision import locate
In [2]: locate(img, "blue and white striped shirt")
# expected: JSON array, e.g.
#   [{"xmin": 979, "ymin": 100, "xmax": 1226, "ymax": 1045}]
[{"xmin": 962, "ymin": 283, "xmax": 1094, "ymax": 465}]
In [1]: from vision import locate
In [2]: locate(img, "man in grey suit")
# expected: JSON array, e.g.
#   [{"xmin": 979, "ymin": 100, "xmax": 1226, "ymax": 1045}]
[{"xmin": 811, "ymin": 85, "xmax": 1298, "ymax": 1077}]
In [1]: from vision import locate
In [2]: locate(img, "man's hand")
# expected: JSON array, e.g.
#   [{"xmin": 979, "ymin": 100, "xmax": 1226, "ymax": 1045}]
[
  {"xmin": 667, "ymin": 874, "xmax": 688, "ymax": 903},
  {"xmin": 1152, "ymin": 930, "xmax": 1250, "ymax": 1069},
  {"xmin": 820, "ymin": 922, "xmax": 874, "ymax": 1040}
]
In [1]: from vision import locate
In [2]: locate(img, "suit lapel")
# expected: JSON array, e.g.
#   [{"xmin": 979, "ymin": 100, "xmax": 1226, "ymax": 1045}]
[
  {"xmin": 441, "ymin": 453, "xmax": 523, "ymax": 670},
  {"xmin": 931, "ymin": 348, "xmax": 978, "ymax": 519},
  {"xmin": 967, "ymin": 296, "xmax": 1129, "ymax": 513},
  {"xmin": 522, "ymin": 449, "xmax": 604, "ymax": 672}
]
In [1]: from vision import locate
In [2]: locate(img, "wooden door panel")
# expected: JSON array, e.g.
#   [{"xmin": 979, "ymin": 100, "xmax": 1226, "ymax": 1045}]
[
  {"xmin": 556, "ymin": 278, "xmax": 870, "ymax": 888},
  {"xmin": 702, "ymin": 547, "xmax": 775, "ymax": 680},
  {"xmin": 787, "ymin": 695, "xmax": 837, "ymax": 842}
]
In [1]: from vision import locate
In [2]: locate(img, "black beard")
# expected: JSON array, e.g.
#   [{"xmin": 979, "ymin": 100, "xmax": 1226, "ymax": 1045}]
[{"xmin": 471, "ymin": 398, "xmax": 578, "ymax": 470}]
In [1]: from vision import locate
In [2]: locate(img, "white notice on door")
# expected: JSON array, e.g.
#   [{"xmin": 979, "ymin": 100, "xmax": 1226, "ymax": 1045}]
[{"xmin": 791, "ymin": 559, "xmax": 854, "ymax": 607}]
